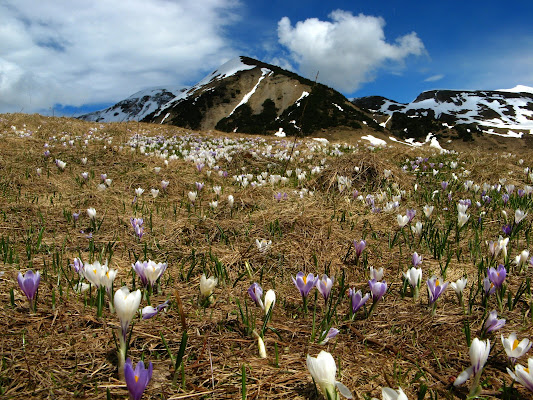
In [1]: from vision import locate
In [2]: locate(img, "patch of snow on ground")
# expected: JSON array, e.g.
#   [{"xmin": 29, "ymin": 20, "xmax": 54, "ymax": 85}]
[
  {"xmin": 379, "ymin": 115, "xmax": 392, "ymax": 128},
  {"xmin": 295, "ymin": 91, "xmax": 310, "ymax": 106},
  {"xmin": 332, "ymin": 103, "xmax": 344, "ymax": 111},
  {"xmin": 427, "ymin": 133, "xmax": 448, "ymax": 153},
  {"xmin": 229, "ymin": 68, "xmax": 270, "ymax": 116},
  {"xmin": 497, "ymin": 85, "xmax": 533, "ymax": 94},
  {"xmin": 161, "ymin": 113, "xmax": 170, "ymax": 124},
  {"xmin": 274, "ymin": 128, "xmax": 286, "ymax": 137},
  {"xmin": 313, "ymin": 138, "xmax": 329, "ymax": 144},
  {"xmin": 484, "ymin": 130, "xmax": 524, "ymax": 138},
  {"xmin": 361, "ymin": 135, "xmax": 387, "ymax": 147}
]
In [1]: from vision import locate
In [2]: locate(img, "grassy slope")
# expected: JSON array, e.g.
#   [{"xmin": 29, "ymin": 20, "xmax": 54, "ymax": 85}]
[{"xmin": 0, "ymin": 113, "xmax": 532, "ymax": 399}]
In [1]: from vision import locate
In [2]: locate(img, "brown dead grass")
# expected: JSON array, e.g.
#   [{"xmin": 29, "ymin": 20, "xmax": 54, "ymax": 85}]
[{"xmin": 0, "ymin": 113, "xmax": 532, "ymax": 399}]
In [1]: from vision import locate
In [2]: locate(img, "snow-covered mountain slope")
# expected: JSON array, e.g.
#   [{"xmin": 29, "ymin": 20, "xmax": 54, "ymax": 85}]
[
  {"xmin": 79, "ymin": 87, "xmax": 187, "ymax": 122},
  {"xmin": 81, "ymin": 56, "xmax": 381, "ymax": 135},
  {"xmin": 353, "ymin": 88, "xmax": 533, "ymax": 131}
]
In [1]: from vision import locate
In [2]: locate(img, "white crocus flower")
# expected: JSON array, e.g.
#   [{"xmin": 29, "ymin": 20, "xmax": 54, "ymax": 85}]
[
  {"xmin": 264, "ymin": 289, "xmax": 276, "ymax": 315},
  {"xmin": 188, "ymin": 191, "xmax": 197, "ymax": 203},
  {"xmin": 502, "ymin": 333, "xmax": 532, "ymax": 361},
  {"xmin": 258, "ymin": 336, "xmax": 267, "ymax": 358},
  {"xmin": 423, "ymin": 205, "xmax": 434, "ymax": 218},
  {"xmin": 227, "ymin": 194, "xmax": 234, "ymax": 208},
  {"xmin": 411, "ymin": 221, "xmax": 422, "ymax": 235},
  {"xmin": 82, "ymin": 260, "xmax": 107, "ymax": 287},
  {"xmin": 256, "ymin": 239, "xmax": 272, "ymax": 253},
  {"xmin": 458, "ymin": 211, "xmax": 470, "ymax": 228},
  {"xmin": 369, "ymin": 266, "xmax": 384, "ymax": 281},
  {"xmin": 143, "ymin": 260, "xmax": 167, "ymax": 287},
  {"xmin": 307, "ymin": 351, "xmax": 352, "ymax": 399},
  {"xmin": 87, "ymin": 207, "xmax": 97, "ymax": 220},
  {"xmin": 450, "ymin": 277, "xmax": 468, "ymax": 296},
  {"xmin": 114, "ymin": 287, "xmax": 142, "ymax": 336},
  {"xmin": 514, "ymin": 250, "xmax": 530, "ymax": 270},
  {"xmin": 135, "ymin": 187, "xmax": 144, "ymax": 197},
  {"xmin": 150, "ymin": 188, "xmax": 159, "ymax": 198},
  {"xmin": 507, "ymin": 357, "xmax": 533, "ymax": 391},
  {"xmin": 515, "ymin": 209, "xmax": 527, "ymax": 224},
  {"xmin": 403, "ymin": 267, "xmax": 422, "ymax": 289},
  {"xmin": 397, "ymin": 214, "xmax": 409, "ymax": 228},
  {"xmin": 199, "ymin": 274, "xmax": 218, "ymax": 298},
  {"xmin": 454, "ymin": 338, "xmax": 490, "ymax": 396},
  {"xmin": 382, "ymin": 387, "xmax": 409, "ymax": 400}
]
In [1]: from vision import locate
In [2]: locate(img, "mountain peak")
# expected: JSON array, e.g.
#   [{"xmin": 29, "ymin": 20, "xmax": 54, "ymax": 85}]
[{"xmin": 497, "ymin": 85, "xmax": 533, "ymax": 94}]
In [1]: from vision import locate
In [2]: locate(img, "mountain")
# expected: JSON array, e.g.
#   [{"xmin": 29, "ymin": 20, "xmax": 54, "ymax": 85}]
[
  {"xmin": 80, "ymin": 56, "xmax": 382, "ymax": 135},
  {"xmin": 352, "ymin": 87, "xmax": 533, "ymax": 140},
  {"xmin": 79, "ymin": 87, "xmax": 187, "ymax": 122}
]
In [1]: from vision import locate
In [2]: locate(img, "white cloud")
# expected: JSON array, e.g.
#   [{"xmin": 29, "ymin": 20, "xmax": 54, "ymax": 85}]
[
  {"xmin": 277, "ymin": 10, "xmax": 425, "ymax": 93},
  {"xmin": 0, "ymin": 0, "xmax": 241, "ymax": 113},
  {"xmin": 424, "ymin": 74, "xmax": 444, "ymax": 82}
]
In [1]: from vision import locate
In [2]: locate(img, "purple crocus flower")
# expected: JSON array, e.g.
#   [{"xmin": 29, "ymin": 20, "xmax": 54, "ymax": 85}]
[
  {"xmin": 441, "ymin": 181, "xmax": 449, "ymax": 190},
  {"xmin": 502, "ymin": 193, "xmax": 509, "ymax": 204},
  {"xmin": 488, "ymin": 264, "xmax": 506, "ymax": 289},
  {"xmin": 483, "ymin": 277, "xmax": 496, "ymax": 295},
  {"xmin": 124, "ymin": 358, "xmax": 153, "ymax": 400},
  {"xmin": 71, "ymin": 257, "xmax": 83, "ymax": 274},
  {"xmin": 17, "ymin": 270, "xmax": 41, "ymax": 311},
  {"xmin": 316, "ymin": 274, "xmax": 334, "ymax": 303},
  {"xmin": 292, "ymin": 272, "xmax": 317, "ymax": 299},
  {"xmin": 502, "ymin": 224, "xmax": 512, "ymax": 236},
  {"xmin": 426, "ymin": 276, "xmax": 448, "ymax": 305},
  {"xmin": 412, "ymin": 252, "xmax": 423, "ymax": 267},
  {"xmin": 247, "ymin": 282, "xmax": 264, "ymax": 309},
  {"xmin": 319, "ymin": 327, "xmax": 340, "ymax": 345},
  {"xmin": 353, "ymin": 240, "xmax": 366, "ymax": 259},
  {"xmin": 349, "ymin": 288, "xmax": 370, "ymax": 313},
  {"xmin": 368, "ymin": 279, "xmax": 387, "ymax": 302},
  {"xmin": 132, "ymin": 261, "xmax": 149, "ymax": 287},
  {"xmin": 483, "ymin": 310, "xmax": 506, "ymax": 334},
  {"xmin": 406, "ymin": 209, "xmax": 416, "ymax": 222},
  {"xmin": 195, "ymin": 181, "xmax": 204, "ymax": 191},
  {"xmin": 141, "ymin": 300, "xmax": 170, "ymax": 320}
]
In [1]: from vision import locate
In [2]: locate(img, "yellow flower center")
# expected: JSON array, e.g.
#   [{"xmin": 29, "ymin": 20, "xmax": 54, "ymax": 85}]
[
  {"xmin": 135, "ymin": 375, "xmax": 139, "ymax": 383},
  {"xmin": 303, "ymin": 276, "xmax": 307, "ymax": 284},
  {"xmin": 93, "ymin": 269, "xmax": 97, "ymax": 275},
  {"xmin": 513, "ymin": 339, "xmax": 519, "ymax": 351},
  {"xmin": 435, "ymin": 279, "xmax": 440, "ymax": 286},
  {"xmin": 525, "ymin": 368, "xmax": 530, "ymax": 374}
]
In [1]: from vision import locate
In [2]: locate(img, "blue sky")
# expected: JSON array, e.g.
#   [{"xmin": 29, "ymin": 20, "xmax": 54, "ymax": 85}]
[{"xmin": 1, "ymin": 0, "xmax": 532, "ymax": 115}]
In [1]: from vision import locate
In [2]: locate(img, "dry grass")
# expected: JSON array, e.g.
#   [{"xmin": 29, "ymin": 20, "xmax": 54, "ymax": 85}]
[{"xmin": 0, "ymin": 113, "xmax": 532, "ymax": 399}]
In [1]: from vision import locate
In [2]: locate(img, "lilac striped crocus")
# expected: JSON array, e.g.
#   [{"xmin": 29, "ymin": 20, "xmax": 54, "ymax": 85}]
[
  {"xmin": 292, "ymin": 272, "xmax": 318, "ymax": 305},
  {"xmin": 248, "ymin": 282, "xmax": 264, "ymax": 309},
  {"xmin": 17, "ymin": 270, "xmax": 41, "ymax": 312},
  {"xmin": 483, "ymin": 310, "xmax": 506, "ymax": 335},
  {"xmin": 412, "ymin": 252, "xmax": 423, "ymax": 267},
  {"xmin": 369, "ymin": 279, "xmax": 387, "ymax": 302},
  {"xmin": 316, "ymin": 274, "xmax": 334, "ymax": 304},
  {"xmin": 141, "ymin": 300, "xmax": 170, "ymax": 320},
  {"xmin": 124, "ymin": 358, "xmax": 153, "ymax": 400},
  {"xmin": 487, "ymin": 264, "xmax": 506, "ymax": 289},
  {"xmin": 353, "ymin": 240, "xmax": 366, "ymax": 261},
  {"xmin": 427, "ymin": 276, "xmax": 448, "ymax": 315},
  {"xmin": 348, "ymin": 288, "xmax": 369, "ymax": 315}
]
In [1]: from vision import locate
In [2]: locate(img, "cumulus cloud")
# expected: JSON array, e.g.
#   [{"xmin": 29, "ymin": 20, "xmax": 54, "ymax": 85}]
[
  {"xmin": 424, "ymin": 74, "xmax": 445, "ymax": 82},
  {"xmin": 277, "ymin": 10, "xmax": 425, "ymax": 93},
  {"xmin": 0, "ymin": 0, "xmax": 240, "ymax": 113}
]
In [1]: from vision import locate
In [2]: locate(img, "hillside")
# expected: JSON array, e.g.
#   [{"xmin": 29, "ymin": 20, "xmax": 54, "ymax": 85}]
[
  {"xmin": 1, "ymin": 113, "xmax": 533, "ymax": 399},
  {"xmin": 353, "ymin": 87, "xmax": 533, "ymax": 140},
  {"xmin": 80, "ymin": 56, "xmax": 382, "ymax": 136}
]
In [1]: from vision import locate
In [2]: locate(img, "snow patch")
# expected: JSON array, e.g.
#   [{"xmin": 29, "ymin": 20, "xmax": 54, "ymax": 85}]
[
  {"xmin": 229, "ymin": 68, "xmax": 271, "ymax": 116},
  {"xmin": 361, "ymin": 135, "xmax": 387, "ymax": 147}
]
